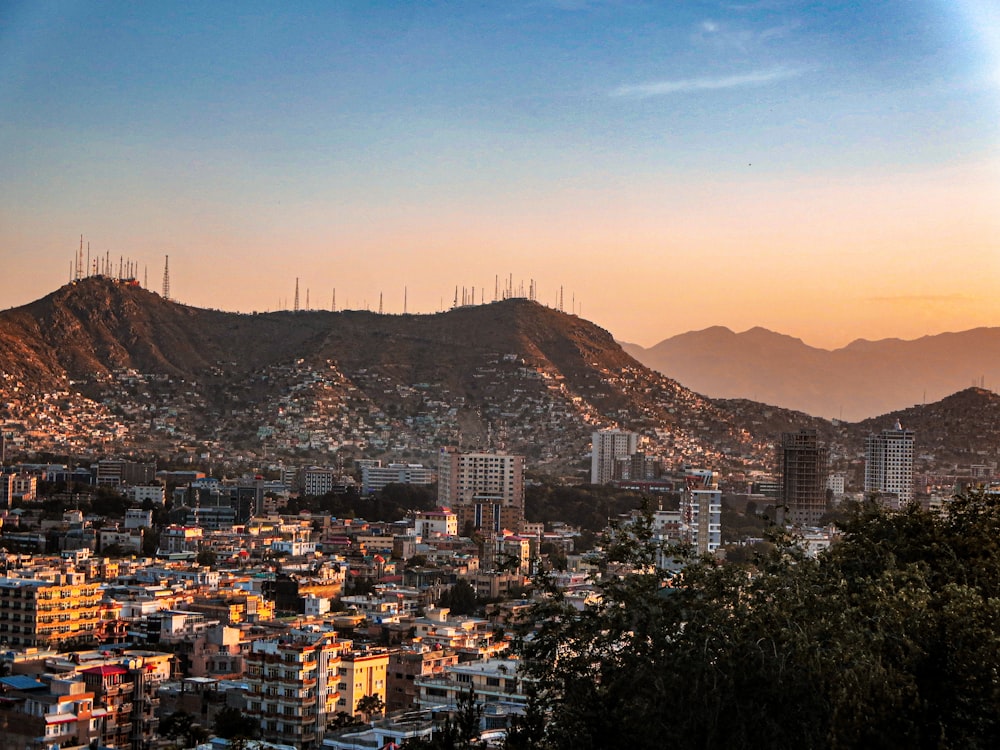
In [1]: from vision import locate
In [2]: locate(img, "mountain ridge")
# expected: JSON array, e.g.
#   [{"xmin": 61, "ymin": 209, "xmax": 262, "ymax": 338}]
[
  {"xmin": 624, "ymin": 325, "xmax": 1000, "ymax": 421},
  {"xmin": 2, "ymin": 278, "xmax": 997, "ymax": 479}
]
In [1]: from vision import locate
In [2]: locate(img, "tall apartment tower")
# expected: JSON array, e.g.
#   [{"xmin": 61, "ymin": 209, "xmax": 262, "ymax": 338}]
[
  {"xmin": 438, "ymin": 448, "xmax": 525, "ymax": 534},
  {"xmin": 591, "ymin": 429, "xmax": 639, "ymax": 484},
  {"xmin": 779, "ymin": 429, "xmax": 828, "ymax": 526},
  {"xmin": 865, "ymin": 420, "xmax": 915, "ymax": 507}
]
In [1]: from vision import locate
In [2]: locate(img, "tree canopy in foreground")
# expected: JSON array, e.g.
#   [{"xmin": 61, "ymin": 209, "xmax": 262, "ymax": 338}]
[{"xmin": 509, "ymin": 493, "xmax": 1000, "ymax": 750}]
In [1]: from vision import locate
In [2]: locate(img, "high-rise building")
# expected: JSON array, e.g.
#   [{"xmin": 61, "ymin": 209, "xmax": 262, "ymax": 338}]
[
  {"xmin": 865, "ymin": 420, "xmax": 915, "ymax": 506},
  {"xmin": 681, "ymin": 488, "xmax": 722, "ymax": 555},
  {"xmin": 437, "ymin": 448, "xmax": 525, "ymax": 534},
  {"xmin": 244, "ymin": 630, "xmax": 346, "ymax": 750},
  {"xmin": 591, "ymin": 430, "xmax": 639, "ymax": 484},
  {"xmin": 779, "ymin": 429, "xmax": 828, "ymax": 526}
]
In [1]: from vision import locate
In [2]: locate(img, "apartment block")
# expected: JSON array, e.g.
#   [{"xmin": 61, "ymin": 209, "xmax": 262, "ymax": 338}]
[
  {"xmin": 336, "ymin": 648, "xmax": 389, "ymax": 716},
  {"xmin": 0, "ymin": 573, "xmax": 101, "ymax": 648},
  {"xmin": 437, "ymin": 448, "xmax": 525, "ymax": 534},
  {"xmin": 244, "ymin": 630, "xmax": 346, "ymax": 749}
]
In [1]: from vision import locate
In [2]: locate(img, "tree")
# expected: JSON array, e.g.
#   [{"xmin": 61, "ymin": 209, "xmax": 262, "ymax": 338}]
[
  {"xmin": 513, "ymin": 495, "xmax": 1000, "ymax": 749},
  {"xmin": 356, "ymin": 693, "xmax": 385, "ymax": 722},
  {"xmin": 196, "ymin": 549, "xmax": 217, "ymax": 566},
  {"xmin": 212, "ymin": 705, "xmax": 260, "ymax": 740},
  {"xmin": 439, "ymin": 579, "xmax": 477, "ymax": 616},
  {"xmin": 160, "ymin": 710, "xmax": 211, "ymax": 748},
  {"xmin": 402, "ymin": 689, "xmax": 484, "ymax": 750}
]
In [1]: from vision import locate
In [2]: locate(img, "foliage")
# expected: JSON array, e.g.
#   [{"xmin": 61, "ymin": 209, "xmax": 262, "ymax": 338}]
[
  {"xmin": 514, "ymin": 493, "xmax": 1000, "ymax": 749},
  {"xmin": 196, "ymin": 549, "xmax": 218, "ymax": 566},
  {"xmin": 212, "ymin": 705, "xmax": 260, "ymax": 740},
  {"xmin": 438, "ymin": 579, "xmax": 478, "ymax": 615},
  {"xmin": 285, "ymin": 482, "xmax": 436, "ymax": 522},
  {"xmin": 524, "ymin": 482, "xmax": 656, "ymax": 531},
  {"xmin": 402, "ymin": 689, "xmax": 485, "ymax": 750},
  {"xmin": 356, "ymin": 693, "xmax": 385, "ymax": 720},
  {"xmin": 159, "ymin": 710, "xmax": 211, "ymax": 748}
]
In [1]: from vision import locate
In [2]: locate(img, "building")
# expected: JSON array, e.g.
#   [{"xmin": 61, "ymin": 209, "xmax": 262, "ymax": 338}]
[
  {"xmin": 81, "ymin": 654, "xmax": 168, "ymax": 750},
  {"xmin": 681, "ymin": 489, "xmax": 722, "ymax": 555},
  {"xmin": 590, "ymin": 430, "xmax": 639, "ymax": 485},
  {"xmin": 437, "ymin": 449, "xmax": 525, "ymax": 534},
  {"xmin": 336, "ymin": 649, "xmax": 389, "ymax": 717},
  {"xmin": 0, "ymin": 473, "xmax": 37, "ymax": 506},
  {"xmin": 865, "ymin": 421, "xmax": 915, "ymax": 506},
  {"xmin": 414, "ymin": 657, "xmax": 528, "ymax": 727},
  {"xmin": 158, "ymin": 525, "xmax": 202, "ymax": 555},
  {"xmin": 95, "ymin": 460, "xmax": 155, "ymax": 487},
  {"xmin": 361, "ymin": 463, "xmax": 435, "ymax": 495},
  {"xmin": 779, "ymin": 429, "xmax": 829, "ymax": 526},
  {"xmin": 414, "ymin": 507, "xmax": 458, "ymax": 539},
  {"xmin": 386, "ymin": 645, "xmax": 459, "ymax": 714},
  {"xmin": 127, "ymin": 485, "xmax": 165, "ymax": 505},
  {"xmin": 0, "ymin": 573, "xmax": 101, "ymax": 648},
  {"xmin": 0, "ymin": 674, "xmax": 101, "ymax": 750},
  {"xmin": 244, "ymin": 630, "xmax": 346, "ymax": 750}
]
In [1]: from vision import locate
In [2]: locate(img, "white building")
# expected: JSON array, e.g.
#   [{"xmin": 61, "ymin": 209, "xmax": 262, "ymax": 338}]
[
  {"xmin": 361, "ymin": 463, "xmax": 435, "ymax": 495},
  {"xmin": 864, "ymin": 421, "xmax": 915, "ymax": 506},
  {"xmin": 128, "ymin": 485, "xmax": 165, "ymax": 505},
  {"xmin": 414, "ymin": 507, "xmax": 458, "ymax": 538},
  {"xmin": 125, "ymin": 509, "xmax": 154, "ymax": 529},
  {"xmin": 590, "ymin": 430, "xmax": 638, "ymax": 484}
]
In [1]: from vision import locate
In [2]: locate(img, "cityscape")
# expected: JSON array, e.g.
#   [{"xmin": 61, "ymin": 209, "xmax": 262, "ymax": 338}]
[
  {"xmin": 0, "ymin": 275, "xmax": 997, "ymax": 748},
  {"xmin": 3, "ymin": 1, "xmax": 1000, "ymax": 748}
]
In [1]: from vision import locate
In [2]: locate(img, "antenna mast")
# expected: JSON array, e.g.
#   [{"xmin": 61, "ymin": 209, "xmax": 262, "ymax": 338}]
[
  {"xmin": 162, "ymin": 255, "xmax": 170, "ymax": 299},
  {"xmin": 76, "ymin": 235, "xmax": 84, "ymax": 281},
  {"xmin": 294, "ymin": 278, "xmax": 300, "ymax": 312}
]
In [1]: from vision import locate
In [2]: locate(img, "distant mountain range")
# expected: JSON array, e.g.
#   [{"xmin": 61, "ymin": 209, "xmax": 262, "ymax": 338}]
[
  {"xmin": 1, "ymin": 278, "xmax": 998, "ymax": 477},
  {"xmin": 622, "ymin": 327, "xmax": 1000, "ymax": 421}
]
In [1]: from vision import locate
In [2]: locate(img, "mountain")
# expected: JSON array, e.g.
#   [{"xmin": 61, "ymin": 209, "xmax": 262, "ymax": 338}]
[
  {"xmin": 0, "ymin": 277, "xmax": 823, "ymax": 474},
  {"xmin": 4, "ymin": 278, "xmax": 996, "ymax": 480},
  {"xmin": 623, "ymin": 327, "xmax": 1000, "ymax": 421}
]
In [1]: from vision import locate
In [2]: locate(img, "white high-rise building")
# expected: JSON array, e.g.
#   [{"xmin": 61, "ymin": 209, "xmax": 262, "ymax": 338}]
[
  {"xmin": 864, "ymin": 420, "xmax": 915, "ymax": 506},
  {"xmin": 590, "ymin": 430, "xmax": 638, "ymax": 484}
]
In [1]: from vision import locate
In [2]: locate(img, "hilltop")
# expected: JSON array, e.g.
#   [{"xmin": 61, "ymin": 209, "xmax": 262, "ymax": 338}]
[
  {"xmin": 2, "ymin": 278, "xmax": 996, "ymax": 479},
  {"xmin": 0, "ymin": 278, "xmax": 810, "ymax": 473}
]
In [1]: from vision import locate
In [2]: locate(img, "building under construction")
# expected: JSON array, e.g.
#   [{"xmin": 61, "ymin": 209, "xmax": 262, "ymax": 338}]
[{"xmin": 779, "ymin": 429, "xmax": 828, "ymax": 526}]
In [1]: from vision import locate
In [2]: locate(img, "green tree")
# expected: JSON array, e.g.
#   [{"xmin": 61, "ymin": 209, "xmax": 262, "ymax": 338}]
[
  {"xmin": 160, "ymin": 710, "xmax": 211, "ymax": 748},
  {"xmin": 402, "ymin": 689, "xmax": 484, "ymax": 750},
  {"xmin": 439, "ymin": 579, "xmax": 477, "ymax": 616},
  {"xmin": 514, "ymin": 494, "xmax": 1000, "ymax": 750},
  {"xmin": 212, "ymin": 705, "xmax": 260, "ymax": 740},
  {"xmin": 356, "ymin": 693, "xmax": 385, "ymax": 721}
]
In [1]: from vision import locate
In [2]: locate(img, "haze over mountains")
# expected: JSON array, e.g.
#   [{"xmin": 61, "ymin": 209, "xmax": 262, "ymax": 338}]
[
  {"xmin": 1, "ymin": 277, "xmax": 999, "ymax": 477},
  {"xmin": 623, "ymin": 327, "xmax": 1000, "ymax": 422}
]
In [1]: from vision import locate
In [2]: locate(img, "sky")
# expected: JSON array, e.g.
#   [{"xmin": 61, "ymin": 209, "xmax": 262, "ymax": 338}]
[{"xmin": 2, "ymin": 0, "xmax": 999, "ymax": 350}]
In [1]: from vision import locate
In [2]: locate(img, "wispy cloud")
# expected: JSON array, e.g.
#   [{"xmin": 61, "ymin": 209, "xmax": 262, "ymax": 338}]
[{"xmin": 611, "ymin": 66, "xmax": 801, "ymax": 99}]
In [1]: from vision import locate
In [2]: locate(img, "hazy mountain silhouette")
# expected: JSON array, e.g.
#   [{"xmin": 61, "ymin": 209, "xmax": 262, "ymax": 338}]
[{"xmin": 623, "ymin": 327, "xmax": 1000, "ymax": 421}]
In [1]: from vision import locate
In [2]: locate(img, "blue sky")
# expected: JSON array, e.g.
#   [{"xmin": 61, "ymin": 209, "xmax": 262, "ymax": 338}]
[{"xmin": 2, "ymin": 1, "xmax": 998, "ymax": 347}]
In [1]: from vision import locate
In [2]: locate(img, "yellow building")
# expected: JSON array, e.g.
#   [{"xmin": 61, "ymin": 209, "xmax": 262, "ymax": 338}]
[
  {"xmin": 337, "ymin": 648, "xmax": 389, "ymax": 717},
  {"xmin": 0, "ymin": 573, "xmax": 101, "ymax": 648}
]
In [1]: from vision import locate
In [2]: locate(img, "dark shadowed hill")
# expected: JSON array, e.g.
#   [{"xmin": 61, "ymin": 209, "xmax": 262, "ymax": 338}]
[
  {"xmin": 0, "ymin": 278, "xmax": 816, "ymax": 472},
  {"xmin": 2, "ymin": 278, "xmax": 995, "ymax": 477},
  {"xmin": 623, "ymin": 326, "xmax": 1000, "ymax": 421}
]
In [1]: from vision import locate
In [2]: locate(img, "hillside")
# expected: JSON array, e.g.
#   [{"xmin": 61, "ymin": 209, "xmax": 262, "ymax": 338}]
[
  {"xmin": 624, "ymin": 326, "xmax": 1000, "ymax": 421},
  {"xmin": 3, "ymin": 279, "xmax": 997, "ymax": 480},
  {"xmin": 0, "ymin": 277, "xmax": 812, "ymax": 474}
]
